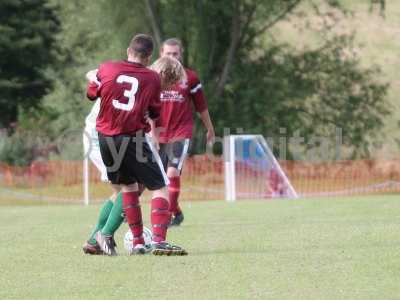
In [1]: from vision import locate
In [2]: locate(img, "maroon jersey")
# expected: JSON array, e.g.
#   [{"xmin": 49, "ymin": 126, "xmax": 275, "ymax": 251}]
[
  {"xmin": 86, "ymin": 60, "xmax": 161, "ymax": 136},
  {"xmin": 157, "ymin": 68, "xmax": 208, "ymax": 143}
]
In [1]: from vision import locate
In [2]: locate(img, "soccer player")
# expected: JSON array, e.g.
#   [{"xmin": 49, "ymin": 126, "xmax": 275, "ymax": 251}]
[
  {"xmin": 86, "ymin": 34, "xmax": 187, "ymax": 256},
  {"xmin": 157, "ymin": 38, "xmax": 215, "ymax": 226},
  {"xmin": 82, "ymin": 57, "xmax": 186, "ymax": 256},
  {"xmin": 82, "ymin": 98, "xmax": 123, "ymax": 255}
]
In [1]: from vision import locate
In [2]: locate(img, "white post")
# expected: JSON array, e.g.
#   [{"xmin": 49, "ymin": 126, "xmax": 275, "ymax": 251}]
[
  {"xmin": 230, "ymin": 136, "xmax": 236, "ymax": 201},
  {"xmin": 82, "ymin": 131, "xmax": 89, "ymax": 205},
  {"xmin": 224, "ymin": 136, "xmax": 236, "ymax": 202},
  {"xmin": 224, "ymin": 136, "xmax": 230, "ymax": 201},
  {"xmin": 83, "ymin": 147, "xmax": 90, "ymax": 206}
]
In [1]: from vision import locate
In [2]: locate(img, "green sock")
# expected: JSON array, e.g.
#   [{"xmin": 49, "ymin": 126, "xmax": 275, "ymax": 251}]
[
  {"xmin": 88, "ymin": 199, "xmax": 114, "ymax": 245},
  {"xmin": 101, "ymin": 193, "xmax": 124, "ymax": 236}
]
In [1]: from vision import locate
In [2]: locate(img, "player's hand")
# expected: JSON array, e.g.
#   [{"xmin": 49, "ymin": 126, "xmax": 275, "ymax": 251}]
[
  {"xmin": 86, "ymin": 69, "xmax": 99, "ymax": 85},
  {"xmin": 152, "ymin": 136, "xmax": 160, "ymax": 151},
  {"xmin": 145, "ymin": 115, "xmax": 160, "ymax": 150},
  {"xmin": 148, "ymin": 131, "xmax": 160, "ymax": 150},
  {"xmin": 206, "ymin": 128, "xmax": 215, "ymax": 145}
]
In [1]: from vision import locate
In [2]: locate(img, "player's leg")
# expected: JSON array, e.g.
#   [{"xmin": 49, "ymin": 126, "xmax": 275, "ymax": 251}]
[
  {"xmin": 93, "ymin": 183, "xmax": 146, "ymax": 255},
  {"xmin": 82, "ymin": 128, "xmax": 115, "ymax": 255},
  {"xmin": 104, "ymin": 133, "xmax": 149, "ymax": 255},
  {"xmin": 142, "ymin": 136, "xmax": 187, "ymax": 255},
  {"xmin": 166, "ymin": 139, "xmax": 190, "ymax": 226},
  {"xmin": 121, "ymin": 183, "xmax": 149, "ymax": 255},
  {"xmin": 100, "ymin": 185, "xmax": 124, "ymax": 238},
  {"xmin": 83, "ymin": 192, "xmax": 116, "ymax": 253},
  {"xmin": 93, "ymin": 186, "xmax": 122, "ymax": 256},
  {"xmin": 87, "ymin": 186, "xmax": 119, "ymax": 239},
  {"xmin": 167, "ymin": 167, "xmax": 184, "ymax": 226},
  {"xmin": 150, "ymin": 187, "xmax": 187, "ymax": 256},
  {"xmin": 150, "ymin": 187, "xmax": 170, "ymax": 244},
  {"xmin": 94, "ymin": 133, "xmax": 130, "ymax": 256}
]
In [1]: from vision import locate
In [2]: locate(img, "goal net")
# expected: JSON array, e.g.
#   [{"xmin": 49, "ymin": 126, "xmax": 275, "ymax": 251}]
[{"xmin": 224, "ymin": 135, "xmax": 298, "ymax": 201}]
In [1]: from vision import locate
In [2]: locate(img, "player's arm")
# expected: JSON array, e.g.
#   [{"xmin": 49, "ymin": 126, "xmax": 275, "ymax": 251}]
[
  {"xmin": 145, "ymin": 108, "xmax": 160, "ymax": 151},
  {"xmin": 190, "ymin": 75, "xmax": 215, "ymax": 143},
  {"xmin": 86, "ymin": 69, "xmax": 100, "ymax": 85},
  {"xmin": 199, "ymin": 109, "xmax": 215, "ymax": 143},
  {"xmin": 146, "ymin": 74, "xmax": 162, "ymax": 149},
  {"xmin": 148, "ymin": 76, "xmax": 162, "ymax": 120},
  {"xmin": 147, "ymin": 117, "xmax": 160, "ymax": 150},
  {"xmin": 85, "ymin": 68, "xmax": 101, "ymax": 101}
]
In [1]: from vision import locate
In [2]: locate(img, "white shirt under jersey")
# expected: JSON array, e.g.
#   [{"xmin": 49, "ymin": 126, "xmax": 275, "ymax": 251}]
[
  {"xmin": 85, "ymin": 98, "xmax": 100, "ymax": 133},
  {"xmin": 83, "ymin": 99, "xmax": 108, "ymax": 181},
  {"xmin": 83, "ymin": 98, "xmax": 161, "ymax": 183}
]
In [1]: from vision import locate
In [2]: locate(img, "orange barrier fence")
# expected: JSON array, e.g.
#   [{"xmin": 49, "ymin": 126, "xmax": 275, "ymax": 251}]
[
  {"xmin": 282, "ymin": 160, "xmax": 400, "ymax": 196},
  {"xmin": 0, "ymin": 157, "xmax": 399, "ymax": 203}
]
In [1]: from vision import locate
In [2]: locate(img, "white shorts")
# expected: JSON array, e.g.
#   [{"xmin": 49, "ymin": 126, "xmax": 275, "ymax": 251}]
[{"xmin": 83, "ymin": 127, "xmax": 108, "ymax": 182}]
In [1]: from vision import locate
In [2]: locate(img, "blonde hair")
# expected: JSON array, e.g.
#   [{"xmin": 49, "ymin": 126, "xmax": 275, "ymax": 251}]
[{"xmin": 150, "ymin": 57, "xmax": 186, "ymax": 89}]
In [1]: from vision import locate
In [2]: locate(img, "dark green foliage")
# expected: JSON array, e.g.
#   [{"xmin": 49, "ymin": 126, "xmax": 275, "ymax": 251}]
[
  {"xmin": 220, "ymin": 36, "xmax": 388, "ymax": 158},
  {"xmin": 0, "ymin": 0, "xmax": 60, "ymax": 127},
  {"xmin": 0, "ymin": 129, "xmax": 38, "ymax": 166},
  {"xmin": 0, "ymin": 0, "xmax": 392, "ymax": 164}
]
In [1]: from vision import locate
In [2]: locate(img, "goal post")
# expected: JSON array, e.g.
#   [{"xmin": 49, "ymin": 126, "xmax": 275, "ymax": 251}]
[
  {"xmin": 224, "ymin": 135, "xmax": 298, "ymax": 202},
  {"xmin": 83, "ymin": 131, "xmax": 90, "ymax": 205}
]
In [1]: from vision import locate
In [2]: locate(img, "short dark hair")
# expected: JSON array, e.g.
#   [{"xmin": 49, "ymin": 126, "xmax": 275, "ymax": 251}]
[
  {"xmin": 129, "ymin": 34, "xmax": 154, "ymax": 59},
  {"xmin": 162, "ymin": 38, "xmax": 184, "ymax": 52}
]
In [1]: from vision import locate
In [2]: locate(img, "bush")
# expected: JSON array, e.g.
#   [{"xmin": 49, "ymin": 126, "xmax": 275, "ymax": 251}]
[{"xmin": 0, "ymin": 129, "xmax": 48, "ymax": 166}]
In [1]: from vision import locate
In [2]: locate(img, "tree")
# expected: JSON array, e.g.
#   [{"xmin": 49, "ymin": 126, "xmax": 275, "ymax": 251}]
[
  {"xmin": 37, "ymin": 0, "xmax": 391, "ymax": 161},
  {"xmin": 43, "ymin": 0, "xmax": 151, "ymax": 134},
  {"xmin": 223, "ymin": 36, "xmax": 389, "ymax": 158},
  {"xmin": 0, "ymin": 0, "xmax": 60, "ymax": 127},
  {"xmin": 141, "ymin": 0, "xmax": 389, "ymax": 156}
]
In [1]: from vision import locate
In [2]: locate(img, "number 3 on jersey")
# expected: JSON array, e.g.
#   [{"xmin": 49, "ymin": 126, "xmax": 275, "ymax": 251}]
[{"xmin": 112, "ymin": 75, "xmax": 139, "ymax": 111}]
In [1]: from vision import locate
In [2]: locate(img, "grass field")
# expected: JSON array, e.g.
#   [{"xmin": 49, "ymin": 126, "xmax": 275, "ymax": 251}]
[{"xmin": 1, "ymin": 195, "xmax": 400, "ymax": 299}]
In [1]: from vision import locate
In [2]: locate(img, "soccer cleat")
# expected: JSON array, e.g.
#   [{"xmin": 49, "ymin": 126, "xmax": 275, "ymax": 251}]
[
  {"xmin": 82, "ymin": 241, "xmax": 103, "ymax": 255},
  {"xmin": 95, "ymin": 232, "xmax": 117, "ymax": 256},
  {"xmin": 129, "ymin": 244, "xmax": 152, "ymax": 255},
  {"xmin": 110, "ymin": 235, "xmax": 117, "ymax": 248},
  {"xmin": 151, "ymin": 241, "xmax": 188, "ymax": 256},
  {"xmin": 170, "ymin": 212, "xmax": 184, "ymax": 227}
]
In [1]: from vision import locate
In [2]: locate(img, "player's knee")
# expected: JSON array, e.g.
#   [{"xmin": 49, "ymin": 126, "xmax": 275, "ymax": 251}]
[
  {"xmin": 111, "ymin": 184, "xmax": 122, "ymax": 197},
  {"xmin": 137, "ymin": 183, "xmax": 146, "ymax": 196},
  {"xmin": 167, "ymin": 167, "xmax": 179, "ymax": 177},
  {"xmin": 122, "ymin": 183, "xmax": 138, "ymax": 193},
  {"xmin": 152, "ymin": 187, "xmax": 168, "ymax": 199}
]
